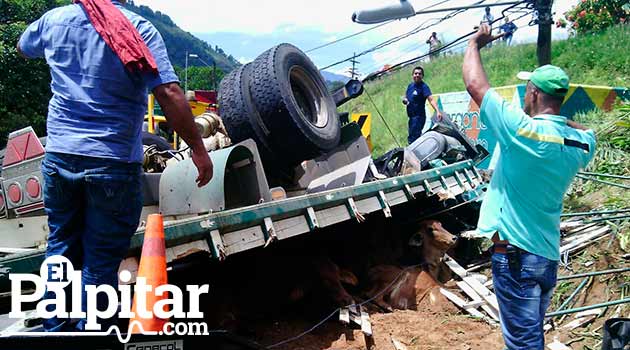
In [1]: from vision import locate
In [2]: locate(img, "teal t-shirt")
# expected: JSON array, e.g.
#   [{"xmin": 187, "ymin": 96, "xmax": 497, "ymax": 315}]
[{"xmin": 477, "ymin": 90, "xmax": 596, "ymax": 261}]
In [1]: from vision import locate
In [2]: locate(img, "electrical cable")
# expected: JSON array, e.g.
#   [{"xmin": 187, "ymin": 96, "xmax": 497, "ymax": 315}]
[
  {"xmin": 267, "ymin": 262, "xmax": 423, "ymax": 348},
  {"xmin": 364, "ymin": 87, "xmax": 403, "ymax": 148},
  {"xmin": 307, "ymin": 0, "xmax": 453, "ymax": 54},
  {"xmin": 307, "ymin": 21, "xmax": 393, "ymax": 53},
  {"xmin": 266, "ymin": 307, "xmax": 341, "ymax": 348},
  {"xmin": 362, "ymin": 4, "xmax": 531, "ymax": 81},
  {"xmin": 319, "ymin": 0, "xmax": 489, "ymax": 71}
]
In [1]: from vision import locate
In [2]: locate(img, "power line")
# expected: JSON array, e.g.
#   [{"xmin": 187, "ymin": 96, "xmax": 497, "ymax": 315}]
[
  {"xmin": 306, "ymin": 21, "xmax": 392, "ymax": 53},
  {"xmin": 364, "ymin": 88, "xmax": 403, "ymax": 148},
  {"xmin": 320, "ymin": 1, "xmax": 486, "ymax": 71},
  {"xmin": 362, "ymin": 3, "xmax": 532, "ymax": 81},
  {"xmin": 347, "ymin": 53, "xmax": 360, "ymax": 79},
  {"xmin": 411, "ymin": 0, "xmax": 522, "ymax": 15},
  {"xmin": 307, "ymin": 0, "xmax": 452, "ymax": 54}
]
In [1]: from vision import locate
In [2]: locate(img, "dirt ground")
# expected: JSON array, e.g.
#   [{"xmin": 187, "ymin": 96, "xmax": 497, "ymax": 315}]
[
  {"xmin": 257, "ymin": 301, "xmax": 504, "ymax": 350},
  {"xmin": 244, "ymin": 235, "xmax": 628, "ymax": 350}
]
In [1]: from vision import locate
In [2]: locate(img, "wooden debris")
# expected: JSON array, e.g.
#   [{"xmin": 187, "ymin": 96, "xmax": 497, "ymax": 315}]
[
  {"xmin": 349, "ymin": 304, "xmax": 362, "ymax": 326},
  {"xmin": 460, "ymin": 230, "xmax": 485, "ymax": 239},
  {"xmin": 444, "ymin": 255, "xmax": 500, "ymax": 321},
  {"xmin": 470, "ymin": 273, "xmax": 488, "ymax": 284},
  {"xmin": 565, "ymin": 222, "xmax": 598, "ymax": 236},
  {"xmin": 560, "ymin": 226, "xmax": 611, "ymax": 254},
  {"xmin": 360, "ymin": 306, "xmax": 375, "ymax": 350},
  {"xmin": 574, "ymin": 308, "xmax": 603, "ymax": 318},
  {"xmin": 561, "ymin": 316, "xmax": 596, "ymax": 330},
  {"xmin": 561, "ymin": 220, "xmax": 584, "ymax": 231},
  {"xmin": 391, "ymin": 337, "xmax": 408, "ymax": 350},
  {"xmin": 457, "ymin": 280, "xmax": 500, "ymax": 321},
  {"xmin": 547, "ymin": 337, "xmax": 571, "ymax": 350},
  {"xmin": 360, "ymin": 306, "xmax": 372, "ymax": 336},
  {"xmin": 465, "ymin": 261, "xmax": 491, "ymax": 273},
  {"xmin": 444, "ymin": 255, "xmax": 469, "ymax": 278},
  {"xmin": 445, "ymin": 258, "xmax": 499, "ymax": 318},
  {"xmin": 340, "ymin": 305, "xmax": 375, "ymax": 349},
  {"xmin": 439, "ymin": 288, "xmax": 487, "ymax": 320},
  {"xmin": 339, "ymin": 307, "xmax": 350, "ymax": 324},
  {"xmin": 464, "ymin": 277, "xmax": 499, "ymax": 310}
]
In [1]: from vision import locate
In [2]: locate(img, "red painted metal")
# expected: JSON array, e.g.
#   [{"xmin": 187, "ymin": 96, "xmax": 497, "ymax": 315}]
[
  {"xmin": 26, "ymin": 178, "xmax": 41, "ymax": 199},
  {"xmin": 7, "ymin": 183, "xmax": 22, "ymax": 204}
]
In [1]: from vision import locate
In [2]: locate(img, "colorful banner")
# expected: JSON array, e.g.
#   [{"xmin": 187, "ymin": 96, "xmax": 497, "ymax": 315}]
[{"xmin": 427, "ymin": 84, "xmax": 630, "ymax": 168}]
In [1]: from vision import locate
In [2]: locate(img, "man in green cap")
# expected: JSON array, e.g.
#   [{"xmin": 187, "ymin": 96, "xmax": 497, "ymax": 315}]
[{"xmin": 462, "ymin": 24, "xmax": 596, "ymax": 349}]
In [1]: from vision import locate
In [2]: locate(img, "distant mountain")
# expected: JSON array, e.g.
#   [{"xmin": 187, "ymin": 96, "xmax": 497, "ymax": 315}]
[
  {"xmin": 320, "ymin": 71, "xmax": 351, "ymax": 84},
  {"xmin": 126, "ymin": 1, "xmax": 240, "ymax": 73}
]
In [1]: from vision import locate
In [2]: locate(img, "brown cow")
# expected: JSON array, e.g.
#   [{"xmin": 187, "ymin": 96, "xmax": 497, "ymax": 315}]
[
  {"xmin": 364, "ymin": 265, "xmax": 443, "ymax": 311},
  {"xmin": 408, "ymin": 219, "xmax": 457, "ymax": 282},
  {"xmin": 289, "ymin": 256, "xmax": 358, "ymax": 307},
  {"xmin": 364, "ymin": 220, "xmax": 457, "ymax": 311}
]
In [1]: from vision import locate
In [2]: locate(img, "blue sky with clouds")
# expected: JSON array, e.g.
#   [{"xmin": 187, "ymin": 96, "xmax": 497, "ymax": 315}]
[{"xmin": 134, "ymin": 0, "xmax": 579, "ymax": 78}]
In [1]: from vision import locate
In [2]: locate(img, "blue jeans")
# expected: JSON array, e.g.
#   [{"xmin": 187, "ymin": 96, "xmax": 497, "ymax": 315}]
[
  {"xmin": 504, "ymin": 34, "xmax": 513, "ymax": 46},
  {"xmin": 41, "ymin": 152, "xmax": 143, "ymax": 331},
  {"xmin": 408, "ymin": 115, "xmax": 426, "ymax": 144},
  {"xmin": 492, "ymin": 245, "xmax": 558, "ymax": 350}
]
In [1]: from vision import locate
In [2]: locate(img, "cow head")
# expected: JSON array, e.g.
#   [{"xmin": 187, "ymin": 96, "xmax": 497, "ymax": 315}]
[{"xmin": 409, "ymin": 220, "xmax": 457, "ymax": 253}]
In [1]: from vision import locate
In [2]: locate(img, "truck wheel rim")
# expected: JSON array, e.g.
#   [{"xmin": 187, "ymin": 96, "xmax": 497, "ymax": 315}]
[{"xmin": 289, "ymin": 66, "xmax": 329, "ymax": 128}]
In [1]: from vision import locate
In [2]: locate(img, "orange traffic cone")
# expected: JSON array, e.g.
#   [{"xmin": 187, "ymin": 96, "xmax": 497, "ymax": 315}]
[{"xmin": 129, "ymin": 214, "xmax": 169, "ymax": 334}]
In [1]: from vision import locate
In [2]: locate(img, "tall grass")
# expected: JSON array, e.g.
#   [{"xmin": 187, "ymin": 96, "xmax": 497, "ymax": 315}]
[{"xmin": 341, "ymin": 25, "xmax": 630, "ymax": 156}]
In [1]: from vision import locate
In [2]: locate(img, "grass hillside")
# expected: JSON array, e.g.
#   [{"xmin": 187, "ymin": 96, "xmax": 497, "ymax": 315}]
[{"xmin": 342, "ymin": 25, "xmax": 630, "ymax": 156}]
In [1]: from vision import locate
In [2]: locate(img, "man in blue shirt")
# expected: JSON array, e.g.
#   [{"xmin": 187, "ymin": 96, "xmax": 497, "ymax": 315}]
[
  {"xmin": 463, "ymin": 24, "xmax": 596, "ymax": 349},
  {"xmin": 499, "ymin": 17, "xmax": 518, "ymax": 46},
  {"xmin": 18, "ymin": 0, "xmax": 213, "ymax": 331},
  {"xmin": 402, "ymin": 67, "xmax": 442, "ymax": 144}
]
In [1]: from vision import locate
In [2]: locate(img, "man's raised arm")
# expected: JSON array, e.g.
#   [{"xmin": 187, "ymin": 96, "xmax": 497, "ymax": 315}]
[{"xmin": 463, "ymin": 24, "xmax": 502, "ymax": 106}]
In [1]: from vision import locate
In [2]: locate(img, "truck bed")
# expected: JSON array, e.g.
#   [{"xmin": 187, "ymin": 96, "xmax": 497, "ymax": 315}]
[{"xmin": 0, "ymin": 159, "xmax": 485, "ymax": 289}]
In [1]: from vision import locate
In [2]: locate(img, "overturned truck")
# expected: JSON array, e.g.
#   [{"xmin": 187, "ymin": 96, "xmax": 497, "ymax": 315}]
[{"xmin": 0, "ymin": 44, "xmax": 489, "ymax": 347}]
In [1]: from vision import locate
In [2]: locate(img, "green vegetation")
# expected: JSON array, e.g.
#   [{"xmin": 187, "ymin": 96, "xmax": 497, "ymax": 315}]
[
  {"xmin": 174, "ymin": 66, "xmax": 225, "ymax": 91},
  {"xmin": 341, "ymin": 25, "xmax": 630, "ymax": 156},
  {"xmin": 556, "ymin": 104, "xmax": 630, "ymax": 257},
  {"xmin": 126, "ymin": 1, "xmax": 239, "ymax": 73},
  {"xmin": 560, "ymin": 0, "xmax": 630, "ymax": 34},
  {"xmin": 0, "ymin": 0, "xmax": 59, "ymax": 147}
]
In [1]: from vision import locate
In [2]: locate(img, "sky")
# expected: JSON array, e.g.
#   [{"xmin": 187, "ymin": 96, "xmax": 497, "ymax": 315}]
[{"xmin": 132, "ymin": 0, "xmax": 579, "ymax": 78}]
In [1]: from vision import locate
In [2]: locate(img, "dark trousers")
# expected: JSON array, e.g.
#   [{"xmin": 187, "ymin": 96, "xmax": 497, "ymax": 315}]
[
  {"xmin": 407, "ymin": 115, "xmax": 426, "ymax": 144},
  {"xmin": 41, "ymin": 152, "xmax": 143, "ymax": 331}
]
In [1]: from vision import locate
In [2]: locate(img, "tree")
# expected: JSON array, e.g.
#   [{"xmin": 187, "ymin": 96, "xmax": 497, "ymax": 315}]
[
  {"xmin": 174, "ymin": 66, "xmax": 225, "ymax": 91},
  {"xmin": 327, "ymin": 80, "xmax": 346, "ymax": 92},
  {"xmin": 563, "ymin": 0, "xmax": 630, "ymax": 34},
  {"xmin": 0, "ymin": 0, "xmax": 62, "ymax": 147}
]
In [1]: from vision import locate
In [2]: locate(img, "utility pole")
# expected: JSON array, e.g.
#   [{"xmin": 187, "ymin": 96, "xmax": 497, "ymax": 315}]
[
  {"xmin": 348, "ymin": 53, "xmax": 360, "ymax": 79},
  {"xmin": 212, "ymin": 62, "xmax": 217, "ymax": 91},
  {"xmin": 185, "ymin": 51, "xmax": 189, "ymax": 93},
  {"xmin": 535, "ymin": 0, "xmax": 553, "ymax": 66}
]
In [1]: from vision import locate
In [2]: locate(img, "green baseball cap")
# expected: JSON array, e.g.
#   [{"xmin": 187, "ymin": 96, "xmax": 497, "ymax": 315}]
[{"xmin": 517, "ymin": 65, "xmax": 570, "ymax": 97}]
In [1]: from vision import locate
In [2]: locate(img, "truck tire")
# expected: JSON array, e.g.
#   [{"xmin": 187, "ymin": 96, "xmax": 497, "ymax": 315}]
[
  {"xmin": 218, "ymin": 64, "xmax": 273, "ymax": 157},
  {"xmin": 250, "ymin": 43, "xmax": 340, "ymax": 165}
]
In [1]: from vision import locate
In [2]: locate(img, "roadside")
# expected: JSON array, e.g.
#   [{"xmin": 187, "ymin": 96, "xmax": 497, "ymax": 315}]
[{"xmin": 245, "ymin": 105, "xmax": 630, "ymax": 350}]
